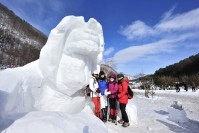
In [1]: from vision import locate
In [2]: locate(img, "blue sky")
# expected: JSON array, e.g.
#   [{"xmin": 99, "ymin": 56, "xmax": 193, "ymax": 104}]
[{"xmin": 1, "ymin": 0, "xmax": 199, "ymax": 76}]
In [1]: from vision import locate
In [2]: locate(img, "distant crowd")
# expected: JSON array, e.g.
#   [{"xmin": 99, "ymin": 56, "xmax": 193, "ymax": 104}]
[
  {"xmin": 175, "ymin": 82, "xmax": 197, "ymax": 92},
  {"xmin": 0, "ymin": 64, "xmax": 19, "ymax": 70},
  {"xmin": 86, "ymin": 70, "xmax": 132, "ymax": 127}
]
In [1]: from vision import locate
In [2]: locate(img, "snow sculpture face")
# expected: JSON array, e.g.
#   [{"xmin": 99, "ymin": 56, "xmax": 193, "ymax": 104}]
[{"xmin": 36, "ymin": 16, "xmax": 104, "ymax": 112}]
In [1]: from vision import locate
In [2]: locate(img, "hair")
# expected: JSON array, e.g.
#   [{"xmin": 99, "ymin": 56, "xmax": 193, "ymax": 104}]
[{"xmin": 99, "ymin": 71, "xmax": 106, "ymax": 80}]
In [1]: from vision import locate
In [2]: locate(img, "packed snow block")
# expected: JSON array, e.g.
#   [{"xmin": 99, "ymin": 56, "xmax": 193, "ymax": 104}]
[
  {"xmin": 126, "ymin": 104, "xmax": 138, "ymax": 125},
  {"xmin": 1, "ymin": 111, "xmax": 108, "ymax": 133},
  {"xmin": 117, "ymin": 103, "xmax": 138, "ymax": 125},
  {"xmin": 168, "ymin": 101, "xmax": 188, "ymax": 123},
  {"xmin": 81, "ymin": 97, "xmax": 95, "ymax": 114},
  {"xmin": 0, "ymin": 61, "xmax": 43, "ymax": 112}
]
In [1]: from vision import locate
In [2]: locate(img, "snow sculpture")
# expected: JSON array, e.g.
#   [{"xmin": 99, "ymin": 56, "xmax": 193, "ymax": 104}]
[
  {"xmin": 168, "ymin": 101, "xmax": 188, "ymax": 123},
  {"xmin": 36, "ymin": 16, "xmax": 104, "ymax": 112},
  {"xmin": 0, "ymin": 16, "xmax": 104, "ymax": 113}
]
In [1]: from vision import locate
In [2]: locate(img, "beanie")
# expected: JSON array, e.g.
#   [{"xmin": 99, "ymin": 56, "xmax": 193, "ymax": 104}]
[
  {"xmin": 93, "ymin": 70, "xmax": 98, "ymax": 75},
  {"xmin": 117, "ymin": 73, "xmax": 124, "ymax": 79},
  {"xmin": 109, "ymin": 73, "xmax": 116, "ymax": 79},
  {"xmin": 99, "ymin": 71, "xmax": 105, "ymax": 75}
]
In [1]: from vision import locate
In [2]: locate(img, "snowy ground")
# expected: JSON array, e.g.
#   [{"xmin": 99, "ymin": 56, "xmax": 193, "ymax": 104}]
[
  {"xmin": 1, "ymin": 88, "xmax": 199, "ymax": 133},
  {"xmin": 106, "ymin": 89, "xmax": 199, "ymax": 133}
]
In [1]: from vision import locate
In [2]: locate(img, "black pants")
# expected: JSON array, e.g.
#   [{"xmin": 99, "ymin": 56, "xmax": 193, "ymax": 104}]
[
  {"xmin": 119, "ymin": 103, "xmax": 129, "ymax": 123},
  {"xmin": 109, "ymin": 98, "xmax": 117, "ymax": 110}
]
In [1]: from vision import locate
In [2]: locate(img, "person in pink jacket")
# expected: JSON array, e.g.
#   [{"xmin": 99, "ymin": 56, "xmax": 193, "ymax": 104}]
[
  {"xmin": 107, "ymin": 73, "xmax": 118, "ymax": 123},
  {"xmin": 117, "ymin": 73, "xmax": 130, "ymax": 127}
]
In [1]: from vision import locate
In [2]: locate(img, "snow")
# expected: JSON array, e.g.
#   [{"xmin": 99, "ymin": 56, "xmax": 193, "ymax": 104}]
[
  {"xmin": 1, "ymin": 111, "xmax": 107, "ymax": 133},
  {"xmin": 1, "ymin": 83, "xmax": 199, "ymax": 133},
  {"xmin": 1, "ymin": 16, "xmax": 199, "ymax": 133}
]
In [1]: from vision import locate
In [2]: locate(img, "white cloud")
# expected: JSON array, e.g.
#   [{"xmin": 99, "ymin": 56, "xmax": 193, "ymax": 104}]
[
  {"xmin": 120, "ymin": 7, "xmax": 199, "ymax": 40},
  {"xmin": 116, "ymin": 7, "xmax": 199, "ymax": 65},
  {"xmin": 113, "ymin": 40, "xmax": 174, "ymax": 64},
  {"xmin": 160, "ymin": 5, "xmax": 176, "ymax": 22},
  {"xmin": 120, "ymin": 20, "xmax": 156, "ymax": 40},
  {"xmin": 8, "ymin": 0, "xmax": 70, "ymax": 35},
  {"xmin": 103, "ymin": 47, "xmax": 114, "ymax": 56},
  {"xmin": 113, "ymin": 31, "xmax": 198, "ymax": 64},
  {"xmin": 156, "ymin": 8, "xmax": 199, "ymax": 32}
]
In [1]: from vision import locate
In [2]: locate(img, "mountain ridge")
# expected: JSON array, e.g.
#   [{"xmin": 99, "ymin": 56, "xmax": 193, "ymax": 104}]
[{"xmin": 0, "ymin": 3, "xmax": 47, "ymax": 66}]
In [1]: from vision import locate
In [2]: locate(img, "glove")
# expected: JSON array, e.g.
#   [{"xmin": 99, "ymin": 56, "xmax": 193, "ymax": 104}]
[
  {"xmin": 104, "ymin": 89, "xmax": 110, "ymax": 96},
  {"xmin": 105, "ymin": 91, "xmax": 111, "ymax": 96},
  {"xmin": 99, "ymin": 93, "xmax": 102, "ymax": 97},
  {"xmin": 96, "ymin": 88, "xmax": 101, "ymax": 93}
]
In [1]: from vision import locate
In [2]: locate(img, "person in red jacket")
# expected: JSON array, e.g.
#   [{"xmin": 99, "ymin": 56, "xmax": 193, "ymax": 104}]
[{"xmin": 117, "ymin": 73, "xmax": 130, "ymax": 127}]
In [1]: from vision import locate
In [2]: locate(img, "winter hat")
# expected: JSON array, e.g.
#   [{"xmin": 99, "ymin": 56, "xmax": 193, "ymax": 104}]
[
  {"xmin": 99, "ymin": 71, "xmax": 105, "ymax": 75},
  {"xmin": 109, "ymin": 73, "xmax": 116, "ymax": 79},
  {"xmin": 99, "ymin": 71, "xmax": 106, "ymax": 80},
  {"xmin": 93, "ymin": 70, "xmax": 98, "ymax": 75},
  {"xmin": 117, "ymin": 73, "xmax": 124, "ymax": 79}
]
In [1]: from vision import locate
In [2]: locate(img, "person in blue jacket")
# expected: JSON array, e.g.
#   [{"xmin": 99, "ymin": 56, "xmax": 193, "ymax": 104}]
[{"xmin": 98, "ymin": 71, "xmax": 108, "ymax": 122}]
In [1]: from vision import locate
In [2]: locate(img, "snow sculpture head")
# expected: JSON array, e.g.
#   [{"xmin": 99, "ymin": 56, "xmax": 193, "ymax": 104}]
[{"xmin": 36, "ymin": 16, "xmax": 104, "ymax": 112}]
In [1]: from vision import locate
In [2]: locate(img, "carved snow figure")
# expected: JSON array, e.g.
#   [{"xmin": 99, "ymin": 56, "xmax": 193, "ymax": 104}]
[{"xmin": 0, "ymin": 16, "xmax": 104, "ymax": 113}]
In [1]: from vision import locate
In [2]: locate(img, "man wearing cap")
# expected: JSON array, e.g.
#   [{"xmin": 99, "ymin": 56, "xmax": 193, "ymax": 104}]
[{"xmin": 117, "ymin": 73, "xmax": 130, "ymax": 127}]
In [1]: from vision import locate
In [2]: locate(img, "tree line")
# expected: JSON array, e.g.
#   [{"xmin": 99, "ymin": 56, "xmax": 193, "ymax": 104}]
[
  {"xmin": 153, "ymin": 53, "xmax": 199, "ymax": 87},
  {"xmin": 0, "ymin": 3, "xmax": 47, "ymax": 66}
]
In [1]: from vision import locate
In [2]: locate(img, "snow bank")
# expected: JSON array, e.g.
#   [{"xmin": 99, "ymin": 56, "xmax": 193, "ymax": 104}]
[{"xmin": 1, "ymin": 111, "xmax": 107, "ymax": 133}]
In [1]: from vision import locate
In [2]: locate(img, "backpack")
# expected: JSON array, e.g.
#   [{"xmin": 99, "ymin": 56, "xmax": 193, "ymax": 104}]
[
  {"xmin": 84, "ymin": 77, "xmax": 96, "ymax": 96},
  {"xmin": 127, "ymin": 85, "xmax": 134, "ymax": 99},
  {"xmin": 121, "ymin": 84, "xmax": 134, "ymax": 99},
  {"xmin": 85, "ymin": 84, "xmax": 92, "ymax": 96}
]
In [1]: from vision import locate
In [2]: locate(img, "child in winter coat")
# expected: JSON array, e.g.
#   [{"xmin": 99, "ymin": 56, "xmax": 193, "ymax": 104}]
[
  {"xmin": 98, "ymin": 71, "xmax": 108, "ymax": 122},
  {"xmin": 107, "ymin": 73, "xmax": 118, "ymax": 123}
]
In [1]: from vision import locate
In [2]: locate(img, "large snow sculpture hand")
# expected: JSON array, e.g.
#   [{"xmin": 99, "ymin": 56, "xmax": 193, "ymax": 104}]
[{"xmin": 36, "ymin": 16, "xmax": 104, "ymax": 112}]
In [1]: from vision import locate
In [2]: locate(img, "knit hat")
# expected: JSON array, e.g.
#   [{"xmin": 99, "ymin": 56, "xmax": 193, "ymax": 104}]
[
  {"xmin": 99, "ymin": 71, "xmax": 105, "ymax": 75},
  {"xmin": 93, "ymin": 70, "xmax": 98, "ymax": 75},
  {"xmin": 109, "ymin": 73, "xmax": 116, "ymax": 79},
  {"xmin": 117, "ymin": 73, "xmax": 124, "ymax": 79}
]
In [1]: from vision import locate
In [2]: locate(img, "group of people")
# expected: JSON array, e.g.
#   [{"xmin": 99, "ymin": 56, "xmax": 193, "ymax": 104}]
[
  {"xmin": 88, "ymin": 70, "xmax": 130, "ymax": 127},
  {"xmin": 175, "ymin": 82, "xmax": 197, "ymax": 92}
]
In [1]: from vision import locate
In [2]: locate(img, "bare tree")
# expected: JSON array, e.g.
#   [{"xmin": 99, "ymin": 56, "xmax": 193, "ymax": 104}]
[
  {"xmin": 101, "ymin": 57, "xmax": 117, "ymax": 75},
  {"xmin": 104, "ymin": 58, "xmax": 117, "ymax": 69}
]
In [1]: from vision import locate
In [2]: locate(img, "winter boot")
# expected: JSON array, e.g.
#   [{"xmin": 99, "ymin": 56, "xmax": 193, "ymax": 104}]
[
  {"xmin": 108, "ymin": 114, "xmax": 113, "ymax": 122},
  {"xmin": 104, "ymin": 106, "xmax": 108, "ymax": 121},
  {"xmin": 122, "ymin": 122, "xmax": 130, "ymax": 127},
  {"xmin": 101, "ymin": 109, "xmax": 107, "ymax": 122},
  {"xmin": 112, "ymin": 115, "xmax": 116, "ymax": 123},
  {"xmin": 118, "ymin": 119, "xmax": 124, "ymax": 124}
]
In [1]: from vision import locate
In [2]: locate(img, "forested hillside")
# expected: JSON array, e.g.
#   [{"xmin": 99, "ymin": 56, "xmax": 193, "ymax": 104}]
[
  {"xmin": 0, "ymin": 3, "xmax": 47, "ymax": 67},
  {"xmin": 153, "ymin": 53, "xmax": 199, "ymax": 87}
]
